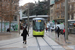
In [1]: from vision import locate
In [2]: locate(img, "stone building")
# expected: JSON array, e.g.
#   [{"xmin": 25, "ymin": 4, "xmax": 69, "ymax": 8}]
[{"xmin": 54, "ymin": 0, "xmax": 75, "ymax": 23}]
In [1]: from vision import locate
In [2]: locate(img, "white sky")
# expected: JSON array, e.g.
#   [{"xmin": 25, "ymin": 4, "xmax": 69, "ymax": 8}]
[{"xmin": 19, "ymin": 0, "xmax": 43, "ymax": 6}]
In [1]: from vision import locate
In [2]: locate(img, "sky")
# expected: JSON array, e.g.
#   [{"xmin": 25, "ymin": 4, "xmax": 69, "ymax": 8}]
[{"xmin": 19, "ymin": 0, "xmax": 43, "ymax": 6}]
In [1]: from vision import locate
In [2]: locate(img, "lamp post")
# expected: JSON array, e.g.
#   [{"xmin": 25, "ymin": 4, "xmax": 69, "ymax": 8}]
[
  {"xmin": 28, "ymin": 4, "xmax": 29, "ymax": 32},
  {"xmin": 65, "ymin": 0, "xmax": 68, "ymax": 40}
]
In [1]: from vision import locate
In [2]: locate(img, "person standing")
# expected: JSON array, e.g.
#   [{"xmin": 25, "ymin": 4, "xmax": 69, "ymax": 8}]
[
  {"xmin": 21, "ymin": 27, "xmax": 29, "ymax": 44},
  {"xmin": 46, "ymin": 27, "xmax": 48, "ymax": 32},
  {"xmin": 7, "ymin": 28, "xmax": 10, "ymax": 32}
]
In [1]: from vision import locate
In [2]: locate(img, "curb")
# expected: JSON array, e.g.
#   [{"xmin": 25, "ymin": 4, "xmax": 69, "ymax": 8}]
[{"xmin": 63, "ymin": 46, "xmax": 73, "ymax": 50}]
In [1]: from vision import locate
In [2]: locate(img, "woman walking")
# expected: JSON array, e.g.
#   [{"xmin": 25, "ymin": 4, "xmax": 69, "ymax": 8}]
[{"xmin": 21, "ymin": 27, "xmax": 29, "ymax": 44}]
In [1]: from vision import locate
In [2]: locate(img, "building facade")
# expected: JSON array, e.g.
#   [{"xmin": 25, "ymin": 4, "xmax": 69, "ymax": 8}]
[
  {"xmin": 0, "ymin": 0, "xmax": 19, "ymax": 32},
  {"xmin": 54, "ymin": 0, "xmax": 75, "ymax": 23},
  {"xmin": 50, "ymin": 4, "xmax": 55, "ymax": 21},
  {"xmin": 68, "ymin": 0, "xmax": 75, "ymax": 20},
  {"xmin": 54, "ymin": 0, "xmax": 65, "ymax": 23}
]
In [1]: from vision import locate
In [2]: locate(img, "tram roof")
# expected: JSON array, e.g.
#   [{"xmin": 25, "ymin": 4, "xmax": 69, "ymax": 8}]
[{"xmin": 33, "ymin": 18, "xmax": 45, "ymax": 20}]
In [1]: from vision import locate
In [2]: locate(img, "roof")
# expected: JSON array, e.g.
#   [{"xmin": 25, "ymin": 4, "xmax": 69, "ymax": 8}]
[
  {"xmin": 33, "ymin": 18, "xmax": 45, "ymax": 20},
  {"xmin": 22, "ymin": 15, "xmax": 48, "ymax": 19}
]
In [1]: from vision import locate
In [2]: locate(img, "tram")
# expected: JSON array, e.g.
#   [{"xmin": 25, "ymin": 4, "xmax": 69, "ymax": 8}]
[{"xmin": 32, "ymin": 18, "xmax": 45, "ymax": 37}]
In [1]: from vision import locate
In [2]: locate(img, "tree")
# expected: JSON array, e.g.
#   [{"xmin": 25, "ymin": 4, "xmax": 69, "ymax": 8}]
[{"xmin": 23, "ymin": 1, "xmax": 50, "ymax": 16}]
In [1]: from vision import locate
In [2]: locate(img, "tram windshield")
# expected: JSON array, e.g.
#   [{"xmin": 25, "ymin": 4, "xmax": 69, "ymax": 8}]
[{"xmin": 33, "ymin": 20, "xmax": 44, "ymax": 31}]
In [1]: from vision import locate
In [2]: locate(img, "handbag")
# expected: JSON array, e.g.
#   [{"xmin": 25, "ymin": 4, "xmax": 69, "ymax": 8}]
[{"xmin": 21, "ymin": 33, "xmax": 23, "ymax": 36}]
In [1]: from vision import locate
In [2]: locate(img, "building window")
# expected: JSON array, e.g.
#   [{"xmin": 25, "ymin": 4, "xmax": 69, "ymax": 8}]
[
  {"xmin": 61, "ymin": 12, "xmax": 65, "ymax": 18},
  {"xmin": 68, "ymin": 4, "xmax": 70, "ymax": 11},
  {"xmin": 57, "ymin": 13, "xmax": 59, "ymax": 18},
  {"xmin": 51, "ymin": 10, "xmax": 53, "ymax": 13},
  {"xmin": 68, "ymin": 0, "xmax": 70, "ymax": 2},
  {"xmin": 71, "ymin": 14, "xmax": 74, "ymax": 20},
  {"xmin": 71, "ymin": 4, "xmax": 74, "ymax": 10},
  {"xmin": 15, "ymin": 6, "xmax": 17, "ymax": 10},
  {"xmin": 13, "ymin": 16, "xmax": 17, "ymax": 21},
  {"xmin": 68, "ymin": 14, "xmax": 70, "ymax": 20},
  {"xmin": 57, "ymin": 4, "xmax": 60, "ymax": 9}
]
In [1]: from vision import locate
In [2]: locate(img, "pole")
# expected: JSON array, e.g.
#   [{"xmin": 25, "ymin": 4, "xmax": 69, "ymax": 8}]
[
  {"xmin": 28, "ymin": 4, "xmax": 29, "ymax": 32},
  {"xmin": 49, "ymin": 0, "xmax": 51, "ymax": 31},
  {"xmin": 49, "ymin": 0, "xmax": 51, "ymax": 21},
  {"xmin": 17, "ymin": 14, "xmax": 20, "ymax": 34},
  {"xmin": 65, "ymin": 0, "xmax": 68, "ymax": 40}
]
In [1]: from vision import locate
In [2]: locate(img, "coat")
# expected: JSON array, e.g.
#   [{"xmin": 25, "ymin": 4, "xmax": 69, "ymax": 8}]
[
  {"xmin": 22, "ymin": 28, "xmax": 28, "ymax": 36},
  {"xmin": 21, "ymin": 28, "xmax": 29, "ymax": 41}
]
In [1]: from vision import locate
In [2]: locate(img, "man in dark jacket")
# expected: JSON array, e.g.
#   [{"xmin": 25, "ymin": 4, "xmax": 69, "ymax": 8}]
[
  {"xmin": 21, "ymin": 27, "xmax": 29, "ymax": 44},
  {"xmin": 56, "ymin": 26, "xmax": 60, "ymax": 38}
]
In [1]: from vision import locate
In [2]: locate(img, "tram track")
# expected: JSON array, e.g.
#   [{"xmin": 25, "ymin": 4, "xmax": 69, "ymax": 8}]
[
  {"xmin": 35, "ymin": 37, "xmax": 54, "ymax": 50},
  {"xmin": 42, "ymin": 37, "xmax": 54, "ymax": 50},
  {"xmin": 35, "ymin": 37, "xmax": 41, "ymax": 50}
]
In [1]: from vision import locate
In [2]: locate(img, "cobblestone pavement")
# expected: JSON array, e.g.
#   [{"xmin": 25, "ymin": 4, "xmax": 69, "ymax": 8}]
[{"xmin": 0, "ymin": 31, "xmax": 20, "ymax": 41}]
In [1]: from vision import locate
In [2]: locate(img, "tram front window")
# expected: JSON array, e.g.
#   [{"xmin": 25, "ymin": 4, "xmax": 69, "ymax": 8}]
[{"xmin": 33, "ymin": 20, "xmax": 44, "ymax": 31}]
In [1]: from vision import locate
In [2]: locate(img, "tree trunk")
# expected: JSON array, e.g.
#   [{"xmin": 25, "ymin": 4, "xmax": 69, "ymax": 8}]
[
  {"xmin": 1, "ymin": 19, "xmax": 2, "ymax": 32},
  {"xmin": 4, "ymin": 21, "xmax": 6, "ymax": 32},
  {"xmin": 9, "ymin": 21, "xmax": 11, "ymax": 32}
]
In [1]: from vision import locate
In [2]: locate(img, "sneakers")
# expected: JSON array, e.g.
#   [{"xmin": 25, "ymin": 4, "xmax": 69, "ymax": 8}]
[
  {"xmin": 25, "ymin": 42, "xmax": 26, "ymax": 44},
  {"xmin": 23, "ymin": 41, "xmax": 27, "ymax": 44},
  {"xmin": 23, "ymin": 42, "xmax": 24, "ymax": 43}
]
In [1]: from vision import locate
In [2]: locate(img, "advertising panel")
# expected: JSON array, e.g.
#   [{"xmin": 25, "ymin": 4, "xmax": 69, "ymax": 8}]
[{"xmin": 0, "ymin": 22, "xmax": 18, "ymax": 32}]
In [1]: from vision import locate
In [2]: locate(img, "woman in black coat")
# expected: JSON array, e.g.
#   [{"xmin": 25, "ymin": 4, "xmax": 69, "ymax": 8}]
[{"xmin": 21, "ymin": 27, "xmax": 29, "ymax": 44}]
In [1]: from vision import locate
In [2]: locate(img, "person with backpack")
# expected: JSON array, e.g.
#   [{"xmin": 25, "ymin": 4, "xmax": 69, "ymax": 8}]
[
  {"xmin": 63, "ymin": 28, "xmax": 65, "ymax": 37},
  {"xmin": 56, "ymin": 26, "xmax": 61, "ymax": 38}
]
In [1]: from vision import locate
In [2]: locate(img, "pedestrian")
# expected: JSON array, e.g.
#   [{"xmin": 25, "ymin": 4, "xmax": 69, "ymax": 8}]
[
  {"xmin": 21, "ymin": 27, "xmax": 29, "ymax": 44},
  {"xmin": 63, "ymin": 28, "xmax": 65, "ymax": 38},
  {"xmin": 50, "ymin": 27, "xmax": 52, "ymax": 32},
  {"xmin": 7, "ymin": 28, "xmax": 10, "ymax": 32},
  {"xmin": 56, "ymin": 26, "xmax": 61, "ymax": 38},
  {"xmin": 55, "ymin": 27, "xmax": 57, "ymax": 33},
  {"xmin": 46, "ymin": 27, "xmax": 48, "ymax": 32}
]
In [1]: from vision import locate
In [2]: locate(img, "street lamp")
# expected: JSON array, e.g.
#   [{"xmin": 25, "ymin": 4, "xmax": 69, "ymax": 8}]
[
  {"xmin": 28, "ymin": 4, "xmax": 29, "ymax": 32},
  {"xmin": 65, "ymin": 0, "xmax": 68, "ymax": 40}
]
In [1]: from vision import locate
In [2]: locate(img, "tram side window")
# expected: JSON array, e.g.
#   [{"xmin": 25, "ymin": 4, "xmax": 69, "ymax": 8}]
[{"xmin": 33, "ymin": 21, "xmax": 36, "ymax": 30}]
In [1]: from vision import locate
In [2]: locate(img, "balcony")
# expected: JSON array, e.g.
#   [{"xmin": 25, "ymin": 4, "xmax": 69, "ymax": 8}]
[{"xmin": 68, "ymin": 1, "xmax": 75, "ymax": 4}]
